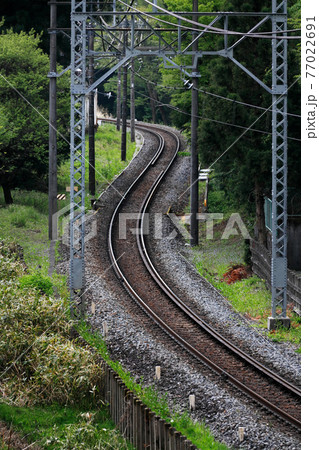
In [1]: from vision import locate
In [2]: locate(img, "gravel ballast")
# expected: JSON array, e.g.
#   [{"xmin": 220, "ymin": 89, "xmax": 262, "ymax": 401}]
[{"xmin": 56, "ymin": 125, "xmax": 301, "ymax": 449}]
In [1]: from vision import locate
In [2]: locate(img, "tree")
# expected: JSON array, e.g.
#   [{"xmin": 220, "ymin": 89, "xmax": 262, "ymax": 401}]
[
  {"xmin": 0, "ymin": 29, "xmax": 70, "ymax": 204},
  {"xmin": 0, "ymin": 0, "xmax": 71, "ymax": 66},
  {"xmin": 162, "ymin": 0, "xmax": 300, "ymax": 245}
]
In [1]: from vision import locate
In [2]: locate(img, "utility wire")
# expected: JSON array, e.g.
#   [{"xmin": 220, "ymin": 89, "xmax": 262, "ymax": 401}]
[
  {"xmin": 130, "ymin": 86, "xmax": 300, "ymax": 142},
  {"xmin": 105, "ymin": 0, "xmax": 135, "ymax": 29},
  {"xmin": 131, "ymin": 69, "xmax": 301, "ymax": 119},
  {"xmin": 116, "ymin": 0, "xmax": 300, "ymax": 40},
  {"xmin": 142, "ymin": 0, "xmax": 301, "ymax": 39}
]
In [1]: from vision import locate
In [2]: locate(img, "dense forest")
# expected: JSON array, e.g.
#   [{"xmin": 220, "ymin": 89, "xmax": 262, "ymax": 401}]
[{"xmin": 0, "ymin": 0, "xmax": 301, "ymax": 237}]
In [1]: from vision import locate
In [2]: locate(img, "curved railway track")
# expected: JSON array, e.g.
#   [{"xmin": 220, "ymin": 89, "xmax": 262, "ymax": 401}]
[{"xmin": 107, "ymin": 122, "xmax": 301, "ymax": 429}]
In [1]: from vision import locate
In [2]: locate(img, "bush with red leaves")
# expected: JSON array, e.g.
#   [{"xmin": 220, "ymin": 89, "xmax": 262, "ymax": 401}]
[{"xmin": 222, "ymin": 264, "xmax": 250, "ymax": 284}]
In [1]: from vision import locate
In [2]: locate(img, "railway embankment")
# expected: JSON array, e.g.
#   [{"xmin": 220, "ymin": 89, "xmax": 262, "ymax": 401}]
[{"xmin": 54, "ymin": 123, "xmax": 301, "ymax": 449}]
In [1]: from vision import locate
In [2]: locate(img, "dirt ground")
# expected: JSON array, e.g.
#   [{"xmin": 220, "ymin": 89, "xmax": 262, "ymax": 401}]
[{"xmin": 0, "ymin": 421, "xmax": 40, "ymax": 449}]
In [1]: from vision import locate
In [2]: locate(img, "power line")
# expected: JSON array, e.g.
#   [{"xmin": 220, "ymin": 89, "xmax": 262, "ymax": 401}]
[
  {"xmin": 116, "ymin": 0, "xmax": 300, "ymax": 40},
  {"xmin": 142, "ymin": 0, "xmax": 301, "ymax": 39},
  {"xmin": 130, "ymin": 86, "xmax": 300, "ymax": 142},
  {"xmin": 131, "ymin": 69, "xmax": 301, "ymax": 119},
  {"xmin": 105, "ymin": 0, "xmax": 135, "ymax": 29},
  {"xmin": 195, "ymin": 87, "xmax": 301, "ymax": 118}
]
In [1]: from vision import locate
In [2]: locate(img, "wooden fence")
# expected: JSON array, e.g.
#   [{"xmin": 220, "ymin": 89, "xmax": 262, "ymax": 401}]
[
  {"xmin": 99, "ymin": 362, "xmax": 198, "ymax": 450},
  {"xmin": 250, "ymin": 239, "xmax": 301, "ymax": 313}
]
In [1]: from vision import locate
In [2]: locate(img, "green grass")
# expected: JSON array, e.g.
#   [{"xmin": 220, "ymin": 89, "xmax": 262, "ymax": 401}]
[
  {"xmin": 0, "ymin": 201, "xmax": 50, "ymax": 273},
  {"xmin": 78, "ymin": 322, "xmax": 229, "ymax": 450},
  {"xmin": 191, "ymin": 229, "xmax": 301, "ymax": 350},
  {"xmin": 0, "ymin": 403, "xmax": 134, "ymax": 449},
  {"xmin": 58, "ymin": 122, "xmax": 136, "ymax": 196},
  {"xmin": 0, "ymin": 189, "xmax": 49, "ymax": 214},
  {"xmin": 0, "ymin": 195, "xmax": 68, "ymax": 298},
  {"xmin": 0, "ymin": 123, "xmax": 137, "ymax": 277}
]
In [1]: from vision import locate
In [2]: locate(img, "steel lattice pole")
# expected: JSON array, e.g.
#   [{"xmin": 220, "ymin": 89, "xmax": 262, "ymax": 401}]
[
  {"xmin": 130, "ymin": 58, "xmax": 136, "ymax": 142},
  {"xmin": 48, "ymin": 0, "xmax": 57, "ymax": 240},
  {"xmin": 70, "ymin": 0, "xmax": 87, "ymax": 315},
  {"xmin": 190, "ymin": 0, "xmax": 199, "ymax": 247},
  {"xmin": 269, "ymin": 0, "xmax": 289, "ymax": 328},
  {"xmin": 88, "ymin": 18, "xmax": 95, "ymax": 196}
]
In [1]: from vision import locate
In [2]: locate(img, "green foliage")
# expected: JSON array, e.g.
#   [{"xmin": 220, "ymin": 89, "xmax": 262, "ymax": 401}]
[
  {"xmin": 6, "ymin": 204, "xmax": 41, "ymax": 228},
  {"xmin": 161, "ymin": 0, "xmax": 300, "ymax": 228},
  {"xmin": 0, "ymin": 188, "xmax": 48, "ymax": 213},
  {"xmin": 0, "ymin": 242, "xmax": 103, "ymax": 406},
  {"xmin": 0, "ymin": 201, "xmax": 50, "ymax": 272},
  {"xmin": 44, "ymin": 413, "xmax": 133, "ymax": 449},
  {"xmin": 207, "ymin": 190, "xmax": 228, "ymax": 213},
  {"xmin": 9, "ymin": 209, "xmax": 26, "ymax": 227},
  {"xmin": 57, "ymin": 123, "xmax": 136, "ymax": 195},
  {"xmin": 191, "ymin": 232, "xmax": 301, "ymax": 349},
  {"xmin": 0, "ymin": 29, "xmax": 70, "ymax": 201},
  {"xmin": 0, "ymin": 404, "xmax": 134, "ymax": 450},
  {"xmin": 19, "ymin": 272, "xmax": 54, "ymax": 296},
  {"xmin": 0, "ymin": 1, "xmax": 71, "ymax": 66}
]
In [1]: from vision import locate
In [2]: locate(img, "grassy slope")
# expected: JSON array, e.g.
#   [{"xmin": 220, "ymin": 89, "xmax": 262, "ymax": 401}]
[
  {"xmin": 0, "ymin": 404, "xmax": 134, "ymax": 449},
  {"xmin": 189, "ymin": 190, "xmax": 301, "ymax": 350},
  {"xmin": 0, "ymin": 125, "xmax": 137, "ymax": 449},
  {"xmin": 57, "ymin": 123, "xmax": 136, "ymax": 195}
]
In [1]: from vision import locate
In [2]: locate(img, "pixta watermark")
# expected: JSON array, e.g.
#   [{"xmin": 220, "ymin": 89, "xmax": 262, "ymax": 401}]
[
  {"xmin": 52, "ymin": 202, "xmax": 97, "ymax": 246},
  {"xmin": 118, "ymin": 212, "xmax": 251, "ymax": 241}
]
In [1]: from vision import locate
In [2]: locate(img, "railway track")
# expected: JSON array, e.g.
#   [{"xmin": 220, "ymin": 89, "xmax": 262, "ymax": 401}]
[{"xmin": 107, "ymin": 122, "xmax": 301, "ymax": 429}]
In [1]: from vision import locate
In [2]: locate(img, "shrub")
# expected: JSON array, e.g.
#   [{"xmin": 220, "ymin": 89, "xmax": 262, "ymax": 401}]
[
  {"xmin": 30, "ymin": 335, "xmax": 103, "ymax": 405},
  {"xmin": 19, "ymin": 272, "xmax": 54, "ymax": 296},
  {"xmin": 44, "ymin": 412, "xmax": 132, "ymax": 449},
  {"xmin": 10, "ymin": 209, "xmax": 27, "ymax": 228},
  {"xmin": 207, "ymin": 190, "xmax": 228, "ymax": 213},
  {"xmin": 0, "ymin": 242, "xmax": 103, "ymax": 407}
]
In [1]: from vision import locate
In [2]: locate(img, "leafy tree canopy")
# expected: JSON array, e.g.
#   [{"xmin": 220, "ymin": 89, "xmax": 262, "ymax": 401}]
[
  {"xmin": 159, "ymin": 0, "xmax": 300, "ymax": 242},
  {"xmin": 0, "ymin": 0, "xmax": 71, "ymax": 65},
  {"xmin": 0, "ymin": 28, "xmax": 70, "ymax": 204}
]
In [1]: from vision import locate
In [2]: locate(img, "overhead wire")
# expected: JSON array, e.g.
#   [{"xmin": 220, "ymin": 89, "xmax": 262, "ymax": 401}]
[
  {"xmin": 130, "ymin": 69, "xmax": 301, "ymax": 119},
  {"xmin": 93, "ymin": 3, "xmax": 300, "ymax": 139},
  {"xmin": 123, "ymin": 84, "xmax": 300, "ymax": 142},
  {"xmin": 116, "ymin": 0, "xmax": 300, "ymax": 40},
  {"xmin": 105, "ymin": 0, "xmax": 135, "ymax": 29},
  {"xmin": 142, "ymin": 0, "xmax": 301, "ymax": 38}
]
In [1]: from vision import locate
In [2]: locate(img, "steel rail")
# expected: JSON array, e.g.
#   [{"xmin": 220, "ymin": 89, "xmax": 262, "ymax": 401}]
[
  {"xmin": 138, "ymin": 188, "xmax": 301, "ymax": 397},
  {"xmin": 107, "ymin": 123, "xmax": 301, "ymax": 429},
  {"xmin": 108, "ymin": 123, "xmax": 165, "ymax": 280}
]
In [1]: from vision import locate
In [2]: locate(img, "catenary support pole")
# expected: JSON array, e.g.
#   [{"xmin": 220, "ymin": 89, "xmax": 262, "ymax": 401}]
[
  {"xmin": 88, "ymin": 19, "xmax": 95, "ymax": 196},
  {"xmin": 70, "ymin": 0, "xmax": 87, "ymax": 316},
  {"xmin": 130, "ymin": 58, "xmax": 136, "ymax": 142},
  {"xmin": 116, "ymin": 67, "xmax": 121, "ymax": 131},
  {"xmin": 190, "ymin": 0, "xmax": 199, "ymax": 247},
  {"xmin": 48, "ymin": 0, "xmax": 57, "ymax": 240},
  {"xmin": 121, "ymin": 62, "xmax": 128, "ymax": 160},
  {"xmin": 268, "ymin": 0, "xmax": 290, "ymax": 329},
  {"xmin": 121, "ymin": 23, "xmax": 128, "ymax": 161}
]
